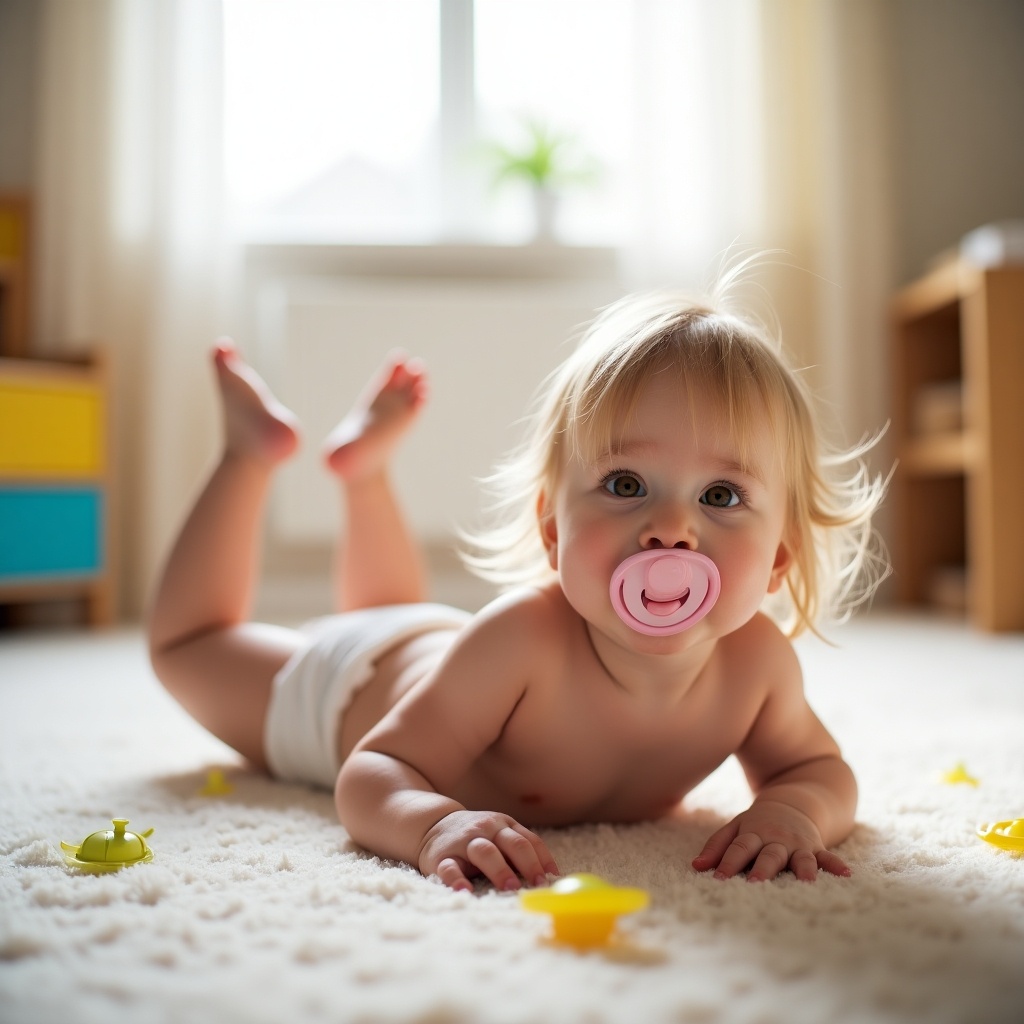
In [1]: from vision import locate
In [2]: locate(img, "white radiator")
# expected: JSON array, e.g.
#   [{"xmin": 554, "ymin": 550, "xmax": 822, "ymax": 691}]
[{"xmin": 264, "ymin": 276, "xmax": 621, "ymax": 546}]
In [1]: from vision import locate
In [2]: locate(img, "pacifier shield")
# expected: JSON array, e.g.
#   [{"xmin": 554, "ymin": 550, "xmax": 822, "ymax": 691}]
[{"xmin": 609, "ymin": 550, "xmax": 720, "ymax": 635}]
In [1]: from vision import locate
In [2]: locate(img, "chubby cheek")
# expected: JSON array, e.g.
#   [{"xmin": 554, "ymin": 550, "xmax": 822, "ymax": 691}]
[
  {"xmin": 713, "ymin": 542, "xmax": 781, "ymax": 618},
  {"xmin": 552, "ymin": 521, "xmax": 620, "ymax": 610}
]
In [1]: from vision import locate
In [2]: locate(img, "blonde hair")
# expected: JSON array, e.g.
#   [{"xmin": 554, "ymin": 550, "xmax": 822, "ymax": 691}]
[{"xmin": 461, "ymin": 274, "xmax": 889, "ymax": 638}]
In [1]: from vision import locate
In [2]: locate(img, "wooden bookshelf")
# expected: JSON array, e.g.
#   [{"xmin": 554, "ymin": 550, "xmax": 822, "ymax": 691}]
[
  {"xmin": 0, "ymin": 193, "xmax": 31, "ymax": 358},
  {"xmin": 890, "ymin": 260, "xmax": 1024, "ymax": 631}
]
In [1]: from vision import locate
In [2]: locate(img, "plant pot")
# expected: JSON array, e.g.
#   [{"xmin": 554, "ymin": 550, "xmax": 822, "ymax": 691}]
[{"xmin": 531, "ymin": 187, "xmax": 559, "ymax": 243}]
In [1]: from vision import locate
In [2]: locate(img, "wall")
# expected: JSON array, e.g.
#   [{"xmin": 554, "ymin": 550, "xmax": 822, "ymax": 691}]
[
  {"xmin": 244, "ymin": 244, "xmax": 622, "ymax": 616},
  {"xmin": 0, "ymin": 0, "xmax": 39, "ymax": 189},
  {"xmin": 887, "ymin": 0, "xmax": 1024, "ymax": 283}
]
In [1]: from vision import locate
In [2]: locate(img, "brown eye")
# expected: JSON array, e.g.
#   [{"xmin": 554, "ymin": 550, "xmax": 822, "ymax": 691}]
[
  {"xmin": 604, "ymin": 474, "xmax": 646, "ymax": 497},
  {"xmin": 700, "ymin": 484, "xmax": 739, "ymax": 508}
]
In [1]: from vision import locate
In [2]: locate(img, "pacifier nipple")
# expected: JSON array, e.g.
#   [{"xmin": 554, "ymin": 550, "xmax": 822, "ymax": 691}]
[{"xmin": 609, "ymin": 549, "xmax": 721, "ymax": 636}]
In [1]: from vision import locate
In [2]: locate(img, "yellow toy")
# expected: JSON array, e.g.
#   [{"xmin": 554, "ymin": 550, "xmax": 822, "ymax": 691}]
[
  {"xmin": 61, "ymin": 818, "xmax": 155, "ymax": 873},
  {"xmin": 198, "ymin": 769, "xmax": 234, "ymax": 796},
  {"xmin": 520, "ymin": 873, "xmax": 649, "ymax": 948},
  {"xmin": 941, "ymin": 762, "xmax": 980, "ymax": 787},
  {"xmin": 977, "ymin": 819, "xmax": 1024, "ymax": 853}
]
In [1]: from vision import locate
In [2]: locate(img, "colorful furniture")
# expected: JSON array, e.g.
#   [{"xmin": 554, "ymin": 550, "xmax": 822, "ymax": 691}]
[{"xmin": 0, "ymin": 352, "xmax": 114, "ymax": 624}]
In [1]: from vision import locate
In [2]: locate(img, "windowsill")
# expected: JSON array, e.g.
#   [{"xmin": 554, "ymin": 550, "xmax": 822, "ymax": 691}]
[{"xmin": 242, "ymin": 240, "xmax": 621, "ymax": 281}]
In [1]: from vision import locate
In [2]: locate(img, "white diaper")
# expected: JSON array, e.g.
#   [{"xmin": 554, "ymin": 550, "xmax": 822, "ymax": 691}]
[{"xmin": 263, "ymin": 602, "xmax": 471, "ymax": 790}]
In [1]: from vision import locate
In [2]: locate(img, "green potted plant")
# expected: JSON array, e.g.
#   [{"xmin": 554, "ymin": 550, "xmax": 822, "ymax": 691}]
[{"xmin": 480, "ymin": 118, "xmax": 600, "ymax": 242}]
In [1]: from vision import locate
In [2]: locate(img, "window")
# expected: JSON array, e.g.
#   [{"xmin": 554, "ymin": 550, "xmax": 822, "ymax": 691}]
[
  {"xmin": 223, "ymin": 0, "xmax": 441, "ymax": 242},
  {"xmin": 223, "ymin": 0, "xmax": 630, "ymax": 245}
]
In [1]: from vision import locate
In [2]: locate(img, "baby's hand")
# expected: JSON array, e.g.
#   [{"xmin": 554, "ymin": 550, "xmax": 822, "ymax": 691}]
[
  {"xmin": 418, "ymin": 810, "xmax": 559, "ymax": 892},
  {"xmin": 691, "ymin": 800, "xmax": 851, "ymax": 882}
]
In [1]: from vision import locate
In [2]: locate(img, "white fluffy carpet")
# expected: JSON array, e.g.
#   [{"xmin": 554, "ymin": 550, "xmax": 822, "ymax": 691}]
[{"xmin": 2, "ymin": 613, "xmax": 1023, "ymax": 1024}]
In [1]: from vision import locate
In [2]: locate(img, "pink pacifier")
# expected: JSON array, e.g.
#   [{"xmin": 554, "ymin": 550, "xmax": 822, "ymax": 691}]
[{"xmin": 609, "ymin": 549, "xmax": 721, "ymax": 636}]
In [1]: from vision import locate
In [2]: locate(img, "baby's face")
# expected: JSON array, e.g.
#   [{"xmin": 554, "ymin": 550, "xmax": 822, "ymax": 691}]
[{"xmin": 540, "ymin": 374, "xmax": 793, "ymax": 650}]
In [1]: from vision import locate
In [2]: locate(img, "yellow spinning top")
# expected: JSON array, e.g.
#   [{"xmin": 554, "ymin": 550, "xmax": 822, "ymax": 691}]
[
  {"xmin": 520, "ymin": 873, "xmax": 649, "ymax": 948},
  {"xmin": 61, "ymin": 818, "xmax": 155, "ymax": 873},
  {"xmin": 977, "ymin": 819, "xmax": 1024, "ymax": 853}
]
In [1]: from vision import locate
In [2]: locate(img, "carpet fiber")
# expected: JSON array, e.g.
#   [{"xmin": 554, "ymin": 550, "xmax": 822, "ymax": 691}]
[{"xmin": 2, "ymin": 613, "xmax": 1023, "ymax": 1024}]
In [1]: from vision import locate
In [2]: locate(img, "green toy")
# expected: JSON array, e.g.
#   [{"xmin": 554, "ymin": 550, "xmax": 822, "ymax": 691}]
[{"xmin": 61, "ymin": 818, "xmax": 155, "ymax": 872}]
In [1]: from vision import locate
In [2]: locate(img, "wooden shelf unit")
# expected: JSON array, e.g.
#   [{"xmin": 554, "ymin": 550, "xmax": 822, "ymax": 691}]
[
  {"xmin": 0, "ymin": 193, "xmax": 115, "ymax": 627},
  {"xmin": 0, "ymin": 193, "xmax": 31, "ymax": 358},
  {"xmin": 0, "ymin": 352, "xmax": 115, "ymax": 625},
  {"xmin": 890, "ymin": 260, "xmax": 1024, "ymax": 631}
]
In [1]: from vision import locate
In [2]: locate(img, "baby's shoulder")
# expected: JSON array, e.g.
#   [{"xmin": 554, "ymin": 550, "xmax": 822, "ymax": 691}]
[
  {"xmin": 719, "ymin": 612, "xmax": 801, "ymax": 685},
  {"xmin": 471, "ymin": 582, "xmax": 573, "ymax": 634},
  {"xmin": 458, "ymin": 584, "xmax": 575, "ymax": 660}
]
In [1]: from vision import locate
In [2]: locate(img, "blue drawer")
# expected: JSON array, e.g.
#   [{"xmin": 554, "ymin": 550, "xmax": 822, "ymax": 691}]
[{"xmin": 0, "ymin": 487, "xmax": 104, "ymax": 581}]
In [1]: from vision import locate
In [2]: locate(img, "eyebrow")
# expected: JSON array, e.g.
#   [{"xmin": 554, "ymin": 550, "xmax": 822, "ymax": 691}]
[{"xmin": 594, "ymin": 439, "xmax": 656, "ymax": 461}]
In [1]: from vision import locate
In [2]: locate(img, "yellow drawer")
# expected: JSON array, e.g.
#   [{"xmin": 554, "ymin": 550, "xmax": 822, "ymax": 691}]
[{"xmin": 0, "ymin": 378, "xmax": 103, "ymax": 476}]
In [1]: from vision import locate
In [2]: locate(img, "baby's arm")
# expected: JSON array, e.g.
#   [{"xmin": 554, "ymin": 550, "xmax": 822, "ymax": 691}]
[
  {"xmin": 335, "ymin": 596, "xmax": 560, "ymax": 892},
  {"xmin": 336, "ymin": 749, "xmax": 554, "ymax": 892},
  {"xmin": 692, "ymin": 623, "xmax": 857, "ymax": 883}
]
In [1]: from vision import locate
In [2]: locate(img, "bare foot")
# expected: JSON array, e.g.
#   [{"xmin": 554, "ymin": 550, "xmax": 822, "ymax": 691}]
[
  {"xmin": 323, "ymin": 352, "xmax": 427, "ymax": 481},
  {"xmin": 213, "ymin": 339, "xmax": 301, "ymax": 465}
]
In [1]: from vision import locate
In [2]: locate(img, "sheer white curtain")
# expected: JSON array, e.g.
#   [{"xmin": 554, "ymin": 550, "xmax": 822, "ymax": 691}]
[
  {"xmin": 625, "ymin": 0, "xmax": 765, "ymax": 287},
  {"xmin": 35, "ymin": 0, "xmax": 233, "ymax": 616},
  {"xmin": 626, "ymin": 0, "xmax": 895, "ymax": 453}
]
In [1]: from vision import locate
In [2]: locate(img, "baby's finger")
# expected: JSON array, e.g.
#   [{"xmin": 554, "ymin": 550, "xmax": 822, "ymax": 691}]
[
  {"xmin": 530, "ymin": 833, "xmax": 561, "ymax": 881},
  {"xmin": 746, "ymin": 841, "xmax": 790, "ymax": 882},
  {"xmin": 509, "ymin": 824, "xmax": 561, "ymax": 880},
  {"xmin": 816, "ymin": 849, "xmax": 852, "ymax": 877},
  {"xmin": 710, "ymin": 832, "xmax": 764, "ymax": 879},
  {"xmin": 466, "ymin": 836, "xmax": 521, "ymax": 891},
  {"xmin": 435, "ymin": 856, "xmax": 475, "ymax": 892},
  {"xmin": 495, "ymin": 826, "xmax": 553, "ymax": 887},
  {"xmin": 691, "ymin": 820, "xmax": 740, "ymax": 872},
  {"xmin": 789, "ymin": 849, "xmax": 820, "ymax": 882}
]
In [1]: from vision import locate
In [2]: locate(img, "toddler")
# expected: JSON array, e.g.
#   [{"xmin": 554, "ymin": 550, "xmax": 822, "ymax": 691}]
[{"xmin": 148, "ymin": 280, "xmax": 887, "ymax": 892}]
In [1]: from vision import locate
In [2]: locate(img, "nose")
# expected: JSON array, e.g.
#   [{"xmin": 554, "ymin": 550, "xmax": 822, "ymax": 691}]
[{"xmin": 640, "ymin": 501, "xmax": 697, "ymax": 551}]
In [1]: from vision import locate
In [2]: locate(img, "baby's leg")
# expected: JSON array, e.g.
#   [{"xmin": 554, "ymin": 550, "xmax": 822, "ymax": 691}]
[
  {"xmin": 147, "ymin": 341, "xmax": 303, "ymax": 770},
  {"xmin": 322, "ymin": 353, "xmax": 428, "ymax": 611}
]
